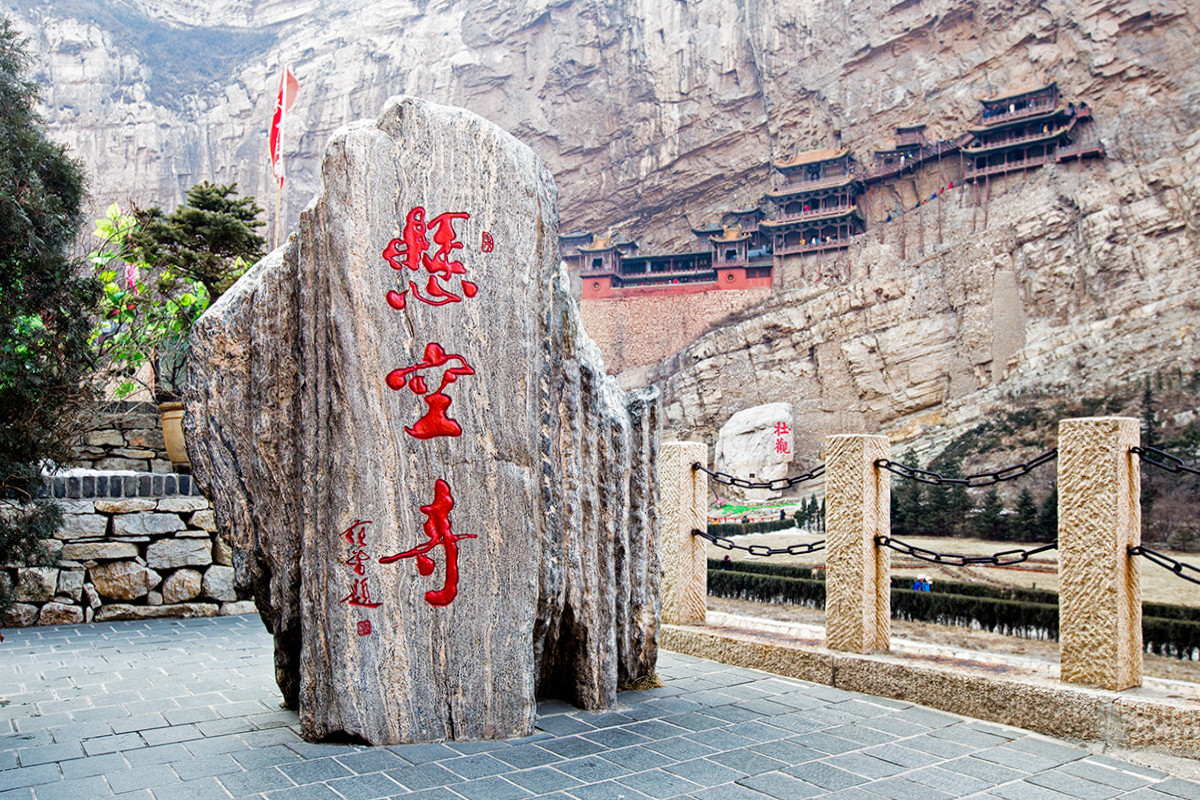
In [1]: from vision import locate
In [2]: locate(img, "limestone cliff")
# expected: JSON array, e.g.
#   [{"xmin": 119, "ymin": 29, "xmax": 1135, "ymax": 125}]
[{"xmin": 5, "ymin": 0, "xmax": 1199, "ymax": 449}]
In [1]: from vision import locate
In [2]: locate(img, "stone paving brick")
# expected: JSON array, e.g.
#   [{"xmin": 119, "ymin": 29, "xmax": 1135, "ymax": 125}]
[
  {"xmin": 15, "ymin": 742, "xmax": 82, "ymax": 767},
  {"xmin": 615, "ymin": 767, "xmax": 703, "ymax": 798},
  {"xmin": 973, "ymin": 746, "xmax": 1060, "ymax": 773},
  {"xmin": 781, "ymin": 761, "xmax": 868, "ymax": 791},
  {"xmin": 788, "ymin": 731, "xmax": 863, "ymax": 755},
  {"xmin": 599, "ymin": 745, "xmax": 674, "ymax": 772},
  {"xmin": 183, "ymin": 734, "xmax": 250, "ymax": 758},
  {"xmin": 736, "ymin": 770, "xmax": 823, "ymax": 799},
  {"xmin": 582, "ymin": 728, "xmax": 650, "ymax": 749},
  {"xmin": 821, "ymin": 751, "xmax": 907, "ymax": 779},
  {"xmin": 323, "ymin": 772, "xmax": 406, "ymax": 800},
  {"xmin": 232, "ymin": 743, "xmax": 303, "ymax": 770},
  {"xmin": 403, "ymin": 789, "xmax": 468, "ymax": 800},
  {"xmin": 29, "ymin": 774, "xmax": 109, "ymax": 800},
  {"xmin": 663, "ymin": 757, "xmax": 747, "ymax": 787},
  {"xmin": 387, "ymin": 742, "xmax": 459, "ymax": 764},
  {"xmin": 1026, "ymin": 770, "xmax": 1125, "ymax": 799},
  {"xmin": 557, "ymin": 756, "xmax": 633, "ymax": 783},
  {"xmin": 905, "ymin": 765, "xmax": 994, "ymax": 795},
  {"xmin": 988, "ymin": 780, "xmax": 1079, "ymax": 799},
  {"xmin": 263, "ymin": 783, "xmax": 344, "ymax": 800},
  {"xmin": 537, "ymin": 715, "xmax": 599, "ymax": 736},
  {"xmin": 864, "ymin": 741, "xmax": 946, "ymax": 769},
  {"xmin": 1152, "ymin": 779, "xmax": 1200, "ymax": 800},
  {"xmin": 902, "ymin": 733, "xmax": 979, "ymax": 759},
  {"xmin": 642, "ymin": 736, "xmax": 718, "ymax": 761},
  {"xmin": 565, "ymin": 779, "xmax": 655, "ymax": 800},
  {"xmin": 690, "ymin": 782, "xmax": 775, "ymax": 800},
  {"xmin": 1058, "ymin": 760, "xmax": 1155, "ymax": 791},
  {"xmin": 219, "ymin": 766, "xmax": 296, "ymax": 797},
  {"xmin": 80, "ymin": 733, "xmax": 145, "ymax": 756},
  {"xmin": 504, "ymin": 766, "xmax": 584, "ymax": 794},
  {"xmin": 947, "ymin": 754, "xmax": 1029, "ymax": 784},
  {"xmin": 278, "ymin": 757, "xmax": 353, "ymax": 785},
  {"xmin": 333, "ymin": 748, "xmax": 408, "ymax": 774},
  {"xmin": 706, "ymin": 749, "xmax": 787, "ymax": 776},
  {"xmin": 106, "ymin": 764, "xmax": 178, "ymax": 794},
  {"xmin": 822, "ymin": 723, "xmax": 894, "ymax": 746},
  {"xmin": 452, "ymin": 775, "xmax": 533, "ymax": 800},
  {"xmin": 386, "ymin": 762, "xmax": 465, "ymax": 791},
  {"xmin": 868, "ymin": 776, "xmax": 957, "ymax": 800},
  {"xmin": 683, "ymin": 728, "xmax": 757, "ymax": 752},
  {"xmin": 170, "ymin": 753, "xmax": 242, "ymax": 780},
  {"xmin": 538, "ymin": 736, "xmax": 608, "ymax": 759},
  {"xmin": 152, "ymin": 776, "xmax": 234, "ymax": 800}
]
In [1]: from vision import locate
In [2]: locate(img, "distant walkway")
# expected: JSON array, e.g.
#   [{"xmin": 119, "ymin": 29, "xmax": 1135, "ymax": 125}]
[{"xmin": 2, "ymin": 615, "xmax": 1198, "ymax": 800}]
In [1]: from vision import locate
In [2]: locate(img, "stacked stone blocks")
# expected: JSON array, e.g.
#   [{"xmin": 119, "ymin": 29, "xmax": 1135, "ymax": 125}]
[
  {"xmin": 3, "ymin": 474, "xmax": 250, "ymax": 628},
  {"xmin": 74, "ymin": 400, "xmax": 173, "ymax": 473}
]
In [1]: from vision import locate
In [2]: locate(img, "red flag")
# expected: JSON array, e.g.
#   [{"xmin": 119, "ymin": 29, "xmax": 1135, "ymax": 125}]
[{"xmin": 269, "ymin": 67, "xmax": 300, "ymax": 186}]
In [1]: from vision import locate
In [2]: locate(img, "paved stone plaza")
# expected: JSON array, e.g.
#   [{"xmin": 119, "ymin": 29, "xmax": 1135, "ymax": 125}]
[{"xmin": 2, "ymin": 615, "xmax": 1198, "ymax": 800}]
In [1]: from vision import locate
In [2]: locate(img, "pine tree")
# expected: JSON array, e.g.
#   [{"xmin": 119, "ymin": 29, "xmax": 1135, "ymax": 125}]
[
  {"xmin": 893, "ymin": 449, "xmax": 926, "ymax": 535},
  {"xmin": 1014, "ymin": 488, "xmax": 1039, "ymax": 543},
  {"xmin": 1140, "ymin": 379, "xmax": 1160, "ymax": 527},
  {"xmin": 1037, "ymin": 485, "xmax": 1058, "ymax": 542},
  {"xmin": 0, "ymin": 18, "xmax": 98, "ymax": 611},
  {"xmin": 977, "ymin": 487, "xmax": 1008, "ymax": 541},
  {"xmin": 131, "ymin": 181, "xmax": 265, "ymax": 304}
]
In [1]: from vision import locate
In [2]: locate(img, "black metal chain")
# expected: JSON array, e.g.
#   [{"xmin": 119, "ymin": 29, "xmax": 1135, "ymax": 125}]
[
  {"xmin": 875, "ymin": 449, "xmax": 1057, "ymax": 488},
  {"xmin": 692, "ymin": 528, "xmax": 826, "ymax": 556},
  {"xmin": 692, "ymin": 462, "xmax": 825, "ymax": 491},
  {"xmin": 1131, "ymin": 446, "xmax": 1200, "ymax": 478},
  {"xmin": 874, "ymin": 535, "xmax": 1057, "ymax": 567},
  {"xmin": 1128, "ymin": 546, "xmax": 1200, "ymax": 586}
]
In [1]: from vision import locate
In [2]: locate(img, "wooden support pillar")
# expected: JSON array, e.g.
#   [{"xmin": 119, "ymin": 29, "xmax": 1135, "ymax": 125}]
[
  {"xmin": 659, "ymin": 441, "xmax": 708, "ymax": 625},
  {"xmin": 1058, "ymin": 417, "xmax": 1142, "ymax": 690},
  {"xmin": 824, "ymin": 434, "xmax": 891, "ymax": 653}
]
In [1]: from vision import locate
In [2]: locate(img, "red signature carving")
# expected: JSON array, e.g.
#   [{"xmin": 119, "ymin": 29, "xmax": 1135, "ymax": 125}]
[
  {"xmin": 385, "ymin": 343, "xmax": 475, "ymax": 439},
  {"xmin": 380, "ymin": 479, "xmax": 476, "ymax": 606},
  {"xmin": 383, "ymin": 207, "xmax": 479, "ymax": 309}
]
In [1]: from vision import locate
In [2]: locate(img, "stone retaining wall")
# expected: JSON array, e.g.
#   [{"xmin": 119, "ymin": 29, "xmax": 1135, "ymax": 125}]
[
  {"xmin": 74, "ymin": 401, "xmax": 172, "ymax": 473},
  {"xmin": 2, "ymin": 473, "xmax": 252, "ymax": 627}
]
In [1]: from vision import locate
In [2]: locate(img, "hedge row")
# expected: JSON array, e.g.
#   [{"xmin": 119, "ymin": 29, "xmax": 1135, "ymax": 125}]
[
  {"xmin": 706, "ymin": 567, "xmax": 1200, "ymax": 659},
  {"xmin": 708, "ymin": 558, "xmax": 1200, "ymax": 623},
  {"xmin": 708, "ymin": 519, "xmax": 800, "ymax": 538}
]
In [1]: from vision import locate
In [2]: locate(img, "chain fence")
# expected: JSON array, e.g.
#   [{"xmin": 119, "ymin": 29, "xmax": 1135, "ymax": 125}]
[
  {"xmin": 1131, "ymin": 446, "xmax": 1200, "ymax": 478},
  {"xmin": 692, "ymin": 528, "xmax": 826, "ymax": 556},
  {"xmin": 875, "ymin": 448, "xmax": 1058, "ymax": 488},
  {"xmin": 1129, "ymin": 545, "xmax": 1200, "ymax": 586},
  {"xmin": 874, "ymin": 535, "xmax": 1058, "ymax": 567},
  {"xmin": 692, "ymin": 462, "xmax": 824, "ymax": 491}
]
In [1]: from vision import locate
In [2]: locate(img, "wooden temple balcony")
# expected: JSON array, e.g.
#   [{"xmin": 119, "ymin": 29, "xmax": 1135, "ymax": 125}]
[
  {"xmin": 964, "ymin": 117, "xmax": 1078, "ymax": 155},
  {"xmin": 767, "ymin": 172, "xmax": 858, "ymax": 196},
  {"xmin": 764, "ymin": 204, "xmax": 859, "ymax": 226},
  {"xmin": 964, "ymin": 152, "xmax": 1056, "ymax": 181},
  {"xmin": 1055, "ymin": 139, "xmax": 1106, "ymax": 162},
  {"xmin": 977, "ymin": 99, "xmax": 1060, "ymax": 128}
]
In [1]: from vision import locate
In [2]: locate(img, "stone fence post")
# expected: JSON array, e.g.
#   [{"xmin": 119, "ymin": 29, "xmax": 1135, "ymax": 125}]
[
  {"xmin": 660, "ymin": 441, "xmax": 708, "ymax": 625},
  {"xmin": 1058, "ymin": 417, "xmax": 1142, "ymax": 691},
  {"xmin": 824, "ymin": 434, "xmax": 891, "ymax": 653}
]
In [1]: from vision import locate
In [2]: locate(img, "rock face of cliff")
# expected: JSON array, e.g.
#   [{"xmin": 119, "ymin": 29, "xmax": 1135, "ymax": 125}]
[{"xmin": 6, "ymin": 0, "xmax": 1200, "ymax": 449}]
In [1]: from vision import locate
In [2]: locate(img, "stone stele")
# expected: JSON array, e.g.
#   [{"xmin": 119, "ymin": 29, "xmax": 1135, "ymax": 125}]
[
  {"xmin": 713, "ymin": 402, "xmax": 795, "ymax": 501},
  {"xmin": 187, "ymin": 96, "xmax": 660, "ymax": 745}
]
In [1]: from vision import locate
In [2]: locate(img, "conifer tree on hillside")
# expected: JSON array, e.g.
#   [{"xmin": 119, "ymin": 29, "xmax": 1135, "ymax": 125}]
[{"xmin": 0, "ymin": 18, "xmax": 98, "ymax": 610}]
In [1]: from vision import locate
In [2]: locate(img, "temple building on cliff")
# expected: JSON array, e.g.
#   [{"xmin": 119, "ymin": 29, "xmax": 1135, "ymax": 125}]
[
  {"xmin": 760, "ymin": 148, "xmax": 865, "ymax": 257},
  {"xmin": 564, "ymin": 82, "xmax": 1104, "ymax": 301},
  {"xmin": 962, "ymin": 82, "xmax": 1104, "ymax": 181}
]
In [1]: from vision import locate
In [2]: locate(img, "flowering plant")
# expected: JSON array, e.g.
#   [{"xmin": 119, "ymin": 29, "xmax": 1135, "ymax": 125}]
[{"xmin": 89, "ymin": 204, "xmax": 211, "ymax": 401}]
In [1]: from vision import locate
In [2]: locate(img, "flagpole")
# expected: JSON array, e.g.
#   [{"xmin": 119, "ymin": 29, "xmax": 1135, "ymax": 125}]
[{"xmin": 273, "ymin": 66, "xmax": 286, "ymax": 250}]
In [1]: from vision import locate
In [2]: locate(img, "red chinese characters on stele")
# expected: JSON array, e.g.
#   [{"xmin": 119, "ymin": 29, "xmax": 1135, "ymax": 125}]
[
  {"xmin": 383, "ymin": 207, "xmax": 479, "ymax": 309},
  {"xmin": 380, "ymin": 479, "xmax": 476, "ymax": 607},
  {"xmin": 385, "ymin": 343, "xmax": 475, "ymax": 440},
  {"xmin": 774, "ymin": 422, "xmax": 792, "ymax": 455},
  {"xmin": 340, "ymin": 519, "xmax": 382, "ymax": 617}
]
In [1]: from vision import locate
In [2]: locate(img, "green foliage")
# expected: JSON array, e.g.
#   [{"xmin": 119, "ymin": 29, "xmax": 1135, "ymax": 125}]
[
  {"xmin": 976, "ymin": 487, "xmax": 1008, "ymax": 541},
  {"xmin": 1037, "ymin": 486, "xmax": 1058, "ymax": 542},
  {"xmin": 130, "ymin": 181, "xmax": 265, "ymax": 303},
  {"xmin": 1012, "ymin": 488, "xmax": 1039, "ymax": 543},
  {"xmin": 707, "ymin": 518, "xmax": 802, "ymax": 538},
  {"xmin": 89, "ymin": 183, "xmax": 264, "ymax": 401},
  {"xmin": 0, "ymin": 18, "xmax": 93, "ymax": 606}
]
